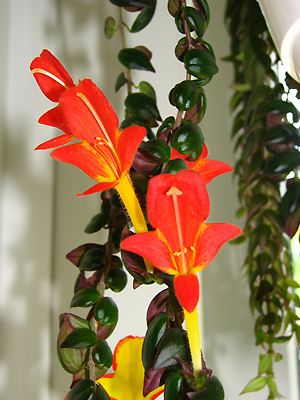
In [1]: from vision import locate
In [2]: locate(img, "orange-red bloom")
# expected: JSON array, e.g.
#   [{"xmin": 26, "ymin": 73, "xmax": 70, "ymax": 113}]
[
  {"xmin": 31, "ymin": 50, "xmax": 147, "ymax": 196},
  {"xmin": 31, "ymin": 49, "xmax": 74, "ymax": 102},
  {"xmin": 171, "ymin": 144, "xmax": 232, "ymax": 183},
  {"xmin": 121, "ymin": 170, "xmax": 242, "ymax": 312}
]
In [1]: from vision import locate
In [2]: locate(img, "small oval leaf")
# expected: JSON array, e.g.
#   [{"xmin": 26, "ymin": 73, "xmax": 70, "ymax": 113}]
[{"xmin": 118, "ymin": 48, "xmax": 155, "ymax": 72}]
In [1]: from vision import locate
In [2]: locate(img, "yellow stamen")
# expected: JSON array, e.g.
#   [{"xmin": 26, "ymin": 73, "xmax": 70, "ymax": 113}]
[
  {"xmin": 116, "ymin": 175, "xmax": 153, "ymax": 273},
  {"xmin": 166, "ymin": 186, "xmax": 188, "ymax": 274},
  {"xmin": 184, "ymin": 306, "xmax": 202, "ymax": 372},
  {"xmin": 31, "ymin": 68, "xmax": 67, "ymax": 88}
]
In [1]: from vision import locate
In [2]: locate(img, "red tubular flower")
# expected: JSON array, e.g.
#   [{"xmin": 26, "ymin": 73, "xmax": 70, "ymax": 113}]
[
  {"xmin": 30, "ymin": 49, "xmax": 75, "ymax": 150},
  {"xmin": 121, "ymin": 170, "xmax": 242, "ymax": 312},
  {"xmin": 30, "ymin": 49, "xmax": 74, "ymax": 102},
  {"xmin": 35, "ymin": 78, "xmax": 147, "ymax": 195},
  {"xmin": 171, "ymin": 144, "xmax": 232, "ymax": 183}
]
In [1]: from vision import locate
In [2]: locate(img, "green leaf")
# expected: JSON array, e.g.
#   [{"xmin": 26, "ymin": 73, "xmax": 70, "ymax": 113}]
[
  {"xmin": 157, "ymin": 116, "xmax": 175, "ymax": 136},
  {"xmin": 264, "ymin": 151, "xmax": 300, "ymax": 175},
  {"xmin": 188, "ymin": 376, "xmax": 224, "ymax": 399},
  {"xmin": 184, "ymin": 48, "xmax": 218, "ymax": 80},
  {"xmin": 79, "ymin": 247, "xmax": 106, "ymax": 272},
  {"xmin": 94, "ymin": 297, "xmax": 119, "ymax": 325},
  {"xmin": 260, "ymin": 99, "xmax": 300, "ymax": 123},
  {"xmin": 171, "ymin": 120, "xmax": 204, "ymax": 160},
  {"xmin": 125, "ymin": 93, "xmax": 161, "ymax": 121},
  {"xmin": 141, "ymin": 139, "xmax": 171, "ymax": 163},
  {"xmin": 264, "ymin": 125, "xmax": 300, "ymax": 145},
  {"xmin": 138, "ymin": 81, "xmax": 156, "ymax": 100},
  {"xmin": 104, "ymin": 16, "xmax": 117, "ymax": 39},
  {"xmin": 115, "ymin": 72, "xmax": 128, "ymax": 92},
  {"xmin": 192, "ymin": 0, "xmax": 210, "ymax": 25},
  {"xmin": 69, "ymin": 380, "xmax": 94, "ymax": 400},
  {"xmin": 169, "ymin": 80, "xmax": 200, "ymax": 111},
  {"xmin": 118, "ymin": 48, "xmax": 155, "ymax": 72},
  {"xmin": 93, "ymin": 385, "xmax": 110, "ymax": 400},
  {"xmin": 258, "ymin": 353, "xmax": 272, "ymax": 375},
  {"xmin": 165, "ymin": 159, "xmax": 187, "ymax": 174},
  {"xmin": 131, "ymin": 1, "xmax": 156, "ymax": 32},
  {"xmin": 57, "ymin": 314, "xmax": 90, "ymax": 373},
  {"xmin": 142, "ymin": 312, "xmax": 168, "ymax": 369},
  {"xmin": 183, "ymin": 6, "xmax": 207, "ymax": 37},
  {"xmin": 105, "ymin": 268, "xmax": 128, "ymax": 292},
  {"xmin": 61, "ymin": 328, "xmax": 97, "ymax": 349},
  {"xmin": 85, "ymin": 213, "xmax": 108, "ymax": 234},
  {"xmin": 240, "ymin": 376, "xmax": 267, "ymax": 394},
  {"xmin": 92, "ymin": 340, "xmax": 113, "ymax": 369},
  {"xmin": 153, "ymin": 328, "xmax": 191, "ymax": 369},
  {"xmin": 164, "ymin": 370, "xmax": 184, "ymax": 400},
  {"xmin": 70, "ymin": 288, "xmax": 100, "ymax": 308}
]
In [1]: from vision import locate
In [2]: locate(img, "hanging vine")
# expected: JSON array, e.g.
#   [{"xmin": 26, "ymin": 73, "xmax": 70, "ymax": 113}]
[{"xmin": 225, "ymin": 0, "xmax": 300, "ymax": 398}]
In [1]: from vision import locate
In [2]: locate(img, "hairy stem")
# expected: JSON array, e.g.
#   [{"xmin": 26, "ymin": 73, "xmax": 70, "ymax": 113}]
[{"xmin": 118, "ymin": 8, "xmax": 133, "ymax": 94}]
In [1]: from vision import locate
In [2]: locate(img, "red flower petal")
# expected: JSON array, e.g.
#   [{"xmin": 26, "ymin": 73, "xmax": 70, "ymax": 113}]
[
  {"xmin": 120, "ymin": 231, "xmax": 176, "ymax": 274},
  {"xmin": 51, "ymin": 142, "xmax": 109, "ymax": 181},
  {"xmin": 59, "ymin": 79, "xmax": 119, "ymax": 146},
  {"xmin": 194, "ymin": 223, "xmax": 242, "ymax": 269},
  {"xmin": 193, "ymin": 159, "xmax": 232, "ymax": 184},
  {"xmin": 174, "ymin": 274, "xmax": 199, "ymax": 312},
  {"xmin": 117, "ymin": 125, "xmax": 147, "ymax": 171},
  {"xmin": 30, "ymin": 49, "xmax": 74, "ymax": 102},
  {"xmin": 147, "ymin": 170, "xmax": 210, "ymax": 251},
  {"xmin": 78, "ymin": 181, "xmax": 116, "ymax": 196},
  {"xmin": 38, "ymin": 105, "xmax": 73, "ymax": 135},
  {"xmin": 35, "ymin": 134, "xmax": 72, "ymax": 150}
]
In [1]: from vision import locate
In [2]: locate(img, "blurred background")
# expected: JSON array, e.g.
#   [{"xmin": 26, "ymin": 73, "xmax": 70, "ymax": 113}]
[{"xmin": 0, "ymin": 0, "xmax": 298, "ymax": 399}]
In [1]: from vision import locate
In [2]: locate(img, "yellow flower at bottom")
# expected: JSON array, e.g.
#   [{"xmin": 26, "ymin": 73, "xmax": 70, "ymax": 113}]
[{"xmin": 97, "ymin": 336, "xmax": 164, "ymax": 400}]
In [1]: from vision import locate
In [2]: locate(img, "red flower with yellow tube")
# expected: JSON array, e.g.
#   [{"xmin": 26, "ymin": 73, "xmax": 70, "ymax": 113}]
[{"xmin": 121, "ymin": 170, "xmax": 242, "ymax": 372}]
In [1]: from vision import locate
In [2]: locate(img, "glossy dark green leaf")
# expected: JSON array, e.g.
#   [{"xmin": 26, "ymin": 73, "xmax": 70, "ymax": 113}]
[
  {"xmin": 115, "ymin": 72, "xmax": 128, "ymax": 92},
  {"xmin": 183, "ymin": 6, "xmax": 206, "ymax": 37},
  {"xmin": 174, "ymin": 12, "xmax": 185, "ymax": 34},
  {"xmin": 164, "ymin": 370, "xmax": 184, "ymax": 400},
  {"xmin": 138, "ymin": 81, "xmax": 156, "ymax": 100},
  {"xmin": 157, "ymin": 116, "xmax": 175, "ymax": 136},
  {"xmin": 192, "ymin": 0, "xmax": 210, "ymax": 25},
  {"xmin": 131, "ymin": 1, "xmax": 156, "ymax": 32},
  {"xmin": 93, "ymin": 385, "xmax": 110, "ymax": 400},
  {"xmin": 70, "ymin": 288, "xmax": 100, "ymax": 308},
  {"xmin": 105, "ymin": 268, "xmax": 128, "ymax": 292},
  {"xmin": 264, "ymin": 125, "xmax": 300, "ymax": 146},
  {"xmin": 187, "ymin": 376, "xmax": 224, "ymax": 400},
  {"xmin": 264, "ymin": 151, "xmax": 300, "ymax": 175},
  {"xmin": 85, "ymin": 213, "xmax": 108, "ymax": 234},
  {"xmin": 125, "ymin": 93, "xmax": 161, "ymax": 121},
  {"xmin": 94, "ymin": 297, "xmax": 119, "ymax": 325},
  {"xmin": 79, "ymin": 248, "xmax": 106, "ymax": 272},
  {"xmin": 92, "ymin": 340, "xmax": 113, "ymax": 369},
  {"xmin": 141, "ymin": 139, "xmax": 171, "ymax": 163},
  {"xmin": 171, "ymin": 121, "xmax": 204, "ymax": 160},
  {"xmin": 260, "ymin": 99, "xmax": 300, "ymax": 122},
  {"xmin": 153, "ymin": 328, "xmax": 190, "ymax": 369},
  {"xmin": 104, "ymin": 16, "xmax": 117, "ymax": 39},
  {"xmin": 169, "ymin": 80, "xmax": 200, "ymax": 111},
  {"xmin": 184, "ymin": 89, "xmax": 207, "ymax": 123},
  {"xmin": 279, "ymin": 182, "xmax": 300, "ymax": 221},
  {"xmin": 118, "ymin": 48, "xmax": 155, "ymax": 72},
  {"xmin": 69, "ymin": 379, "xmax": 94, "ymax": 400},
  {"xmin": 168, "ymin": 0, "xmax": 180, "ymax": 16},
  {"xmin": 142, "ymin": 312, "xmax": 168, "ymax": 369},
  {"xmin": 61, "ymin": 328, "xmax": 97, "ymax": 349},
  {"xmin": 184, "ymin": 48, "xmax": 218, "ymax": 80},
  {"xmin": 165, "ymin": 159, "xmax": 187, "ymax": 174},
  {"xmin": 175, "ymin": 37, "xmax": 189, "ymax": 62}
]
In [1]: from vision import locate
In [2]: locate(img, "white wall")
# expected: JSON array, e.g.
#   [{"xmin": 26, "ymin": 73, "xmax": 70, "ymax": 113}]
[{"xmin": 0, "ymin": 1, "xmax": 297, "ymax": 399}]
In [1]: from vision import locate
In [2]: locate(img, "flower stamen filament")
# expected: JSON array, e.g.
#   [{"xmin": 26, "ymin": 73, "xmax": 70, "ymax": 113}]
[{"xmin": 31, "ymin": 68, "xmax": 68, "ymax": 88}]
